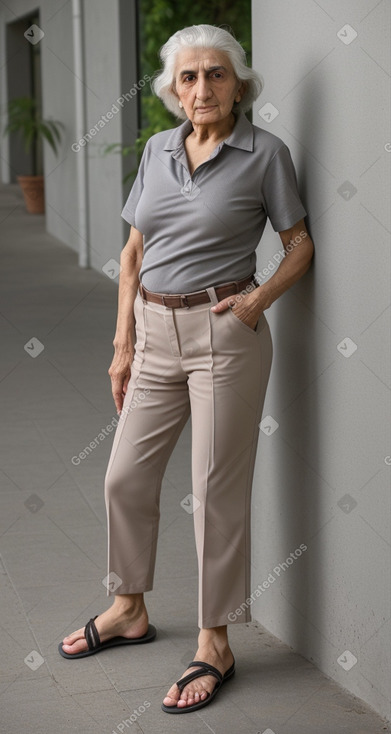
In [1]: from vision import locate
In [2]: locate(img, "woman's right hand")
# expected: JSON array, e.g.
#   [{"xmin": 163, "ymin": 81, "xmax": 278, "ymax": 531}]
[{"xmin": 108, "ymin": 344, "xmax": 134, "ymax": 415}]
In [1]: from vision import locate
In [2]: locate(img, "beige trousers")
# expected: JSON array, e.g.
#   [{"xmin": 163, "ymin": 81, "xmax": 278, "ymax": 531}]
[{"xmin": 104, "ymin": 286, "xmax": 273, "ymax": 628}]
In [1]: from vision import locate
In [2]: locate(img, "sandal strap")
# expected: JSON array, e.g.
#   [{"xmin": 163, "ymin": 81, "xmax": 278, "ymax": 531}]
[
  {"xmin": 85, "ymin": 615, "xmax": 100, "ymax": 651},
  {"xmin": 176, "ymin": 661, "xmax": 223, "ymax": 693}
]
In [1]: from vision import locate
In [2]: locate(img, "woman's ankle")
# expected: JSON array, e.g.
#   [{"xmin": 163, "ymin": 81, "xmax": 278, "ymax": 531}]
[
  {"xmin": 198, "ymin": 625, "xmax": 229, "ymax": 648},
  {"xmin": 112, "ymin": 593, "xmax": 146, "ymax": 616}
]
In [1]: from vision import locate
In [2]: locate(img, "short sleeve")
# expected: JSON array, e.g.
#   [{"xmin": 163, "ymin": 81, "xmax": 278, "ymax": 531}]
[
  {"xmin": 261, "ymin": 144, "xmax": 307, "ymax": 232},
  {"xmin": 120, "ymin": 140, "xmax": 150, "ymax": 226}
]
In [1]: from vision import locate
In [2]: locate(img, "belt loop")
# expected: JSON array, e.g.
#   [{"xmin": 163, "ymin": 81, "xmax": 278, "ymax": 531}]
[
  {"xmin": 180, "ymin": 294, "xmax": 190, "ymax": 309},
  {"xmin": 206, "ymin": 286, "xmax": 219, "ymax": 306},
  {"xmin": 139, "ymin": 282, "xmax": 146, "ymax": 300}
]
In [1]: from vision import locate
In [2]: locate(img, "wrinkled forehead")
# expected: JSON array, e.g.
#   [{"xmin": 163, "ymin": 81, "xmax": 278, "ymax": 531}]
[{"xmin": 173, "ymin": 47, "xmax": 234, "ymax": 77}]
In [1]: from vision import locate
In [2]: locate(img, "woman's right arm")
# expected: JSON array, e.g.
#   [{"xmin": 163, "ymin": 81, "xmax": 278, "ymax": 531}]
[{"xmin": 108, "ymin": 226, "xmax": 144, "ymax": 415}]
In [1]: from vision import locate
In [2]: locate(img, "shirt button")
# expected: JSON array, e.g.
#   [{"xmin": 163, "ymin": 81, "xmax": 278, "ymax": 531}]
[{"xmin": 181, "ymin": 180, "xmax": 200, "ymax": 201}]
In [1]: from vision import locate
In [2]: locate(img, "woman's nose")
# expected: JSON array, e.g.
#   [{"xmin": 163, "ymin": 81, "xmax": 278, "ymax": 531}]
[{"xmin": 195, "ymin": 76, "xmax": 212, "ymax": 100}]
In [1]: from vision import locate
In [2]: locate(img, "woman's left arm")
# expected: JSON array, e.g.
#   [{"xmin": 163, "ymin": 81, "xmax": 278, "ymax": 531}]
[{"xmin": 211, "ymin": 219, "xmax": 314, "ymax": 329}]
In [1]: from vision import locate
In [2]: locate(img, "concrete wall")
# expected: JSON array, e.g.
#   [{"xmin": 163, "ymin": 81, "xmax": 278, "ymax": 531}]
[
  {"xmin": 0, "ymin": 0, "xmax": 139, "ymax": 270},
  {"xmin": 251, "ymin": 0, "xmax": 390, "ymax": 720}
]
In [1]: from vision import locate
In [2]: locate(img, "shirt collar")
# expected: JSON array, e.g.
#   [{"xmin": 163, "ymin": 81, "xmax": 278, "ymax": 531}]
[{"xmin": 163, "ymin": 110, "xmax": 254, "ymax": 153}]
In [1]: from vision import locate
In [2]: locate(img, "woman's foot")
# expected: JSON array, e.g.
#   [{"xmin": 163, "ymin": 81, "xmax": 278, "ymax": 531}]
[
  {"xmin": 60, "ymin": 594, "xmax": 148, "ymax": 655},
  {"xmin": 163, "ymin": 626, "xmax": 234, "ymax": 710}
]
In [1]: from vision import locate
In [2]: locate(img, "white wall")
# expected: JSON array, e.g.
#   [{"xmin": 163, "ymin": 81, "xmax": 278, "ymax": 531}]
[
  {"xmin": 251, "ymin": 0, "xmax": 390, "ymax": 720},
  {"xmin": 0, "ymin": 0, "xmax": 139, "ymax": 270}
]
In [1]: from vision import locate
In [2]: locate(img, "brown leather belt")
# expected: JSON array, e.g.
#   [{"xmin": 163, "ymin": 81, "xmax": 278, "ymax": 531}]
[{"xmin": 139, "ymin": 274, "xmax": 257, "ymax": 309}]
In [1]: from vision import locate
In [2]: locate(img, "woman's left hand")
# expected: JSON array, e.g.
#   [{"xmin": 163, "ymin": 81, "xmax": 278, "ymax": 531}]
[{"xmin": 211, "ymin": 288, "xmax": 267, "ymax": 330}]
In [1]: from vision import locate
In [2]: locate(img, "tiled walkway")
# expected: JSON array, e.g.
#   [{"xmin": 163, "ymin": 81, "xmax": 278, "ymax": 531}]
[{"xmin": 0, "ymin": 183, "xmax": 389, "ymax": 733}]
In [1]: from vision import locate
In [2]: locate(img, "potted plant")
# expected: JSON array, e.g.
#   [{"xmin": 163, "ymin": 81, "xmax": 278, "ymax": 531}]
[{"xmin": 3, "ymin": 96, "xmax": 64, "ymax": 213}]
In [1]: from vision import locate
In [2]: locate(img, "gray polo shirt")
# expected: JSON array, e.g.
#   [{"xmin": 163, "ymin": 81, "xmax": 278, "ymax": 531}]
[{"xmin": 121, "ymin": 110, "xmax": 306, "ymax": 294}]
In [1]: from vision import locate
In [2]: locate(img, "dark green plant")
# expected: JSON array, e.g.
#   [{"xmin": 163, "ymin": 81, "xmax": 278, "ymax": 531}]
[{"xmin": 3, "ymin": 96, "xmax": 64, "ymax": 176}]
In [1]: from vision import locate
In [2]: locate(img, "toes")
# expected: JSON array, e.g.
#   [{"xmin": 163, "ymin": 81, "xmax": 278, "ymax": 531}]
[
  {"xmin": 62, "ymin": 627, "xmax": 84, "ymax": 643},
  {"xmin": 178, "ymin": 685, "xmax": 210, "ymax": 707},
  {"xmin": 162, "ymin": 695, "xmax": 179, "ymax": 707},
  {"xmin": 61, "ymin": 637, "xmax": 88, "ymax": 655},
  {"xmin": 195, "ymin": 688, "xmax": 209, "ymax": 702},
  {"xmin": 163, "ymin": 685, "xmax": 180, "ymax": 707},
  {"xmin": 163, "ymin": 674, "xmax": 214, "ymax": 709}
]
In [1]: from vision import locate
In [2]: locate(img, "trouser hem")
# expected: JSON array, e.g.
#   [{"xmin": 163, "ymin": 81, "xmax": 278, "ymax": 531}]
[
  {"xmin": 107, "ymin": 584, "xmax": 153, "ymax": 597},
  {"xmin": 199, "ymin": 609, "xmax": 252, "ymax": 628}
]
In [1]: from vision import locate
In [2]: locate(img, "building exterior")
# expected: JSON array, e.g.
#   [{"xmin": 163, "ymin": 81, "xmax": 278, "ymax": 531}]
[{"xmin": 0, "ymin": 0, "xmax": 139, "ymax": 269}]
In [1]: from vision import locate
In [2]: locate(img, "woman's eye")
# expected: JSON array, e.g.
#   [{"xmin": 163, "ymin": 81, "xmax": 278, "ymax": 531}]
[{"xmin": 184, "ymin": 75, "xmax": 196, "ymax": 82}]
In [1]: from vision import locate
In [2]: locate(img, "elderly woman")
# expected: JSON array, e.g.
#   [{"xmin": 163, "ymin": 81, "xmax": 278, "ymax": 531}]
[{"xmin": 59, "ymin": 24, "xmax": 313, "ymax": 713}]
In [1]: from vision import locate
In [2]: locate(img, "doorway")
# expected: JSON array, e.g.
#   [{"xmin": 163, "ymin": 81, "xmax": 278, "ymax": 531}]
[{"xmin": 6, "ymin": 11, "xmax": 43, "ymax": 180}]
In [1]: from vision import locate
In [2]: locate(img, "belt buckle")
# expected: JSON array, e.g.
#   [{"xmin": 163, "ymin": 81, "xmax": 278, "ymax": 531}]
[{"xmin": 160, "ymin": 293, "xmax": 190, "ymax": 308}]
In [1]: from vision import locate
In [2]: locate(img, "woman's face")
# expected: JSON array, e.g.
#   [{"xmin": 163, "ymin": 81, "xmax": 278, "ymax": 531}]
[{"xmin": 173, "ymin": 47, "xmax": 244, "ymax": 125}]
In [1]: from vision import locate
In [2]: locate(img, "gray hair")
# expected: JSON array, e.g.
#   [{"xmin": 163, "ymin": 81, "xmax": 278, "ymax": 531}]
[{"xmin": 152, "ymin": 24, "xmax": 263, "ymax": 120}]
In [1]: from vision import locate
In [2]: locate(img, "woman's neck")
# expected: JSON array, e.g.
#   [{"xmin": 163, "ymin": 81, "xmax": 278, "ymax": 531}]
[{"xmin": 190, "ymin": 112, "xmax": 236, "ymax": 145}]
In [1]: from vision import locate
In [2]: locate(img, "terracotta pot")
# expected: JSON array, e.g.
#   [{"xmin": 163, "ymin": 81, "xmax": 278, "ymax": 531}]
[{"xmin": 17, "ymin": 175, "xmax": 45, "ymax": 214}]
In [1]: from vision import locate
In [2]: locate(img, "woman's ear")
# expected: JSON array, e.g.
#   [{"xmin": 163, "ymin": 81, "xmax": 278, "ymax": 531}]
[
  {"xmin": 171, "ymin": 82, "xmax": 186, "ymax": 116},
  {"xmin": 171, "ymin": 83, "xmax": 182, "ymax": 107},
  {"xmin": 171, "ymin": 84, "xmax": 183, "ymax": 108},
  {"xmin": 235, "ymin": 81, "xmax": 247, "ymax": 103}
]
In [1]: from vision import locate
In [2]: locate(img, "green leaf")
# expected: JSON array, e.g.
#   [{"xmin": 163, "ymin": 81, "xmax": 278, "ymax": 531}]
[{"xmin": 3, "ymin": 96, "xmax": 64, "ymax": 156}]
